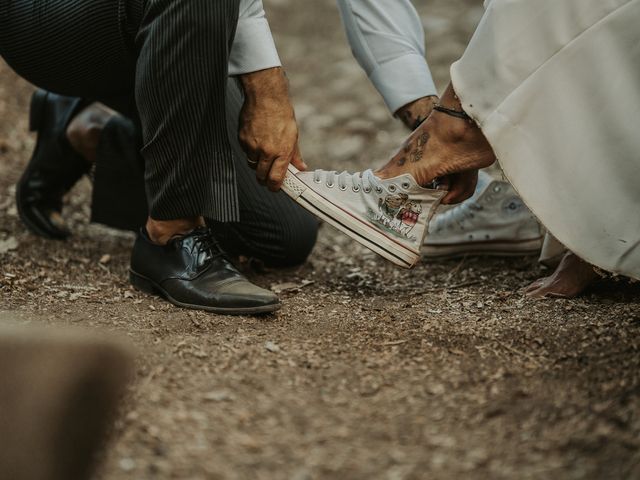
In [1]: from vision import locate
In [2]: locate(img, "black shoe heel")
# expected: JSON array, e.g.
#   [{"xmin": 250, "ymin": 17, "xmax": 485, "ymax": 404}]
[
  {"xmin": 129, "ymin": 271, "xmax": 159, "ymax": 296},
  {"xmin": 29, "ymin": 90, "xmax": 47, "ymax": 132}
]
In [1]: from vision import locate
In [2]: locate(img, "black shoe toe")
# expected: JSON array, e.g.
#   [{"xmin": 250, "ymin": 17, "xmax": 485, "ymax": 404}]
[{"xmin": 130, "ymin": 228, "xmax": 281, "ymax": 315}]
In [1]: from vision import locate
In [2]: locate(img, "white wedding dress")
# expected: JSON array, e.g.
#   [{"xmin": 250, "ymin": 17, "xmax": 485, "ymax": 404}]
[{"xmin": 451, "ymin": 0, "xmax": 640, "ymax": 279}]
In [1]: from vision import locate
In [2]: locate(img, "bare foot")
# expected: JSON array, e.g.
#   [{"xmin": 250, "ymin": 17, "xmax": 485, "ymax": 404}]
[
  {"xmin": 66, "ymin": 102, "xmax": 118, "ymax": 163},
  {"xmin": 376, "ymin": 83, "xmax": 496, "ymax": 204},
  {"xmin": 525, "ymin": 251, "xmax": 600, "ymax": 299}
]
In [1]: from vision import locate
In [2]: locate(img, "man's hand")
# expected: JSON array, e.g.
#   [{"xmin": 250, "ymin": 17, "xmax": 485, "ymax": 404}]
[{"xmin": 238, "ymin": 67, "xmax": 307, "ymax": 192}]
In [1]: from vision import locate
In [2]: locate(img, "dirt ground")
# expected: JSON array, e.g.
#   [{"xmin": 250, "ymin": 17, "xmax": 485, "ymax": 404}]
[{"xmin": 1, "ymin": 1, "xmax": 640, "ymax": 479}]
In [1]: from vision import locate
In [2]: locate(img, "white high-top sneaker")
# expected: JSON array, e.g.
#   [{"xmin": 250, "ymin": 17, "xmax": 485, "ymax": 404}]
[
  {"xmin": 423, "ymin": 170, "xmax": 544, "ymax": 258},
  {"xmin": 283, "ymin": 166, "xmax": 445, "ymax": 268}
]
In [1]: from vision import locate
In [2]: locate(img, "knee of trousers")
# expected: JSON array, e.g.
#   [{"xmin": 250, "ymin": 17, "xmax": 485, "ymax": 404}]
[
  {"xmin": 246, "ymin": 208, "xmax": 319, "ymax": 268},
  {"xmin": 274, "ymin": 210, "xmax": 319, "ymax": 267},
  {"xmin": 250, "ymin": 209, "xmax": 319, "ymax": 268},
  {"xmin": 210, "ymin": 209, "xmax": 319, "ymax": 268}
]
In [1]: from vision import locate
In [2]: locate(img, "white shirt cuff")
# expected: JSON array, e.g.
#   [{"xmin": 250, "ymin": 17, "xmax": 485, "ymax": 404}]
[
  {"xmin": 229, "ymin": 18, "xmax": 282, "ymax": 76},
  {"xmin": 368, "ymin": 54, "xmax": 438, "ymax": 113}
]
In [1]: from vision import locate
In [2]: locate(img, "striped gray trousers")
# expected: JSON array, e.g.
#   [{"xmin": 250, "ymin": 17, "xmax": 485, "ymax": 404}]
[
  {"xmin": 1, "ymin": 0, "xmax": 243, "ymax": 222},
  {"xmin": 91, "ymin": 79, "xmax": 318, "ymax": 266},
  {"xmin": 0, "ymin": 0, "xmax": 318, "ymax": 265}
]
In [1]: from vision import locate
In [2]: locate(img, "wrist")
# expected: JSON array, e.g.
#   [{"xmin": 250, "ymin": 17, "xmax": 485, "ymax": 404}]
[
  {"xmin": 395, "ymin": 95, "xmax": 439, "ymax": 130},
  {"xmin": 437, "ymin": 84, "xmax": 463, "ymax": 111},
  {"xmin": 239, "ymin": 67, "xmax": 290, "ymax": 103}
]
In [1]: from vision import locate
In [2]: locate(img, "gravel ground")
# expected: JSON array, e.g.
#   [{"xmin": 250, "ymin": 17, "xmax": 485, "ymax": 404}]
[{"xmin": 1, "ymin": 1, "xmax": 640, "ymax": 479}]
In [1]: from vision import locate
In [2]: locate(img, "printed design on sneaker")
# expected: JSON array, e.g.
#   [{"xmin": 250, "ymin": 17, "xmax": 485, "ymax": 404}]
[
  {"xmin": 368, "ymin": 193, "xmax": 423, "ymax": 241},
  {"xmin": 282, "ymin": 165, "xmax": 447, "ymax": 268}
]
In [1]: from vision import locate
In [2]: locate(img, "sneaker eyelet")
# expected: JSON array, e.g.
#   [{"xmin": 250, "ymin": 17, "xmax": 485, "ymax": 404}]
[
  {"xmin": 401, "ymin": 182, "xmax": 410, "ymax": 190},
  {"xmin": 339, "ymin": 185, "xmax": 347, "ymax": 191},
  {"xmin": 352, "ymin": 185, "xmax": 361, "ymax": 192},
  {"xmin": 326, "ymin": 182, "xmax": 334, "ymax": 188},
  {"xmin": 313, "ymin": 177, "xmax": 321, "ymax": 184},
  {"xmin": 364, "ymin": 187, "xmax": 372, "ymax": 193},
  {"xmin": 388, "ymin": 185, "xmax": 397, "ymax": 192},
  {"xmin": 375, "ymin": 186, "xmax": 383, "ymax": 194}
]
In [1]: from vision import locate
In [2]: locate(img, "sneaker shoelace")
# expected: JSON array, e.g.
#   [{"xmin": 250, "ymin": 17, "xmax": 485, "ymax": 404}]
[
  {"xmin": 311, "ymin": 169, "xmax": 440, "ymax": 192},
  {"xmin": 312, "ymin": 169, "xmax": 386, "ymax": 193},
  {"xmin": 189, "ymin": 227, "xmax": 227, "ymax": 267},
  {"xmin": 434, "ymin": 201, "xmax": 483, "ymax": 231}
]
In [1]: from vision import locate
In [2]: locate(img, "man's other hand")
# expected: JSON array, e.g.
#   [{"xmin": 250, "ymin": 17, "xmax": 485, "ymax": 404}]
[{"xmin": 238, "ymin": 67, "xmax": 307, "ymax": 192}]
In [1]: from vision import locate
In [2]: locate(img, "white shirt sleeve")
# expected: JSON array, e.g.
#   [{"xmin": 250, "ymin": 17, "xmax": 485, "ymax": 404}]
[
  {"xmin": 228, "ymin": 0, "xmax": 282, "ymax": 76},
  {"xmin": 336, "ymin": 0, "xmax": 438, "ymax": 113}
]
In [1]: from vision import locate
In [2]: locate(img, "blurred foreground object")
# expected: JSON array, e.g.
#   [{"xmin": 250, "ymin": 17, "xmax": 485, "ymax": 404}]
[
  {"xmin": 0, "ymin": 321, "xmax": 134, "ymax": 480},
  {"xmin": 451, "ymin": 0, "xmax": 640, "ymax": 280}
]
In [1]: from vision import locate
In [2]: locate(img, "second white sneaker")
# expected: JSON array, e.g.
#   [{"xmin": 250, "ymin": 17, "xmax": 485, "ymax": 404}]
[
  {"xmin": 423, "ymin": 171, "xmax": 544, "ymax": 258},
  {"xmin": 282, "ymin": 166, "xmax": 445, "ymax": 268}
]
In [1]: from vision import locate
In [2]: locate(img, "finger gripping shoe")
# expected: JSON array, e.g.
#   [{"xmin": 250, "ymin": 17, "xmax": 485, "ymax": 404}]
[{"xmin": 282, "ymin": 165, "xmax": 445, "ymax": 268}]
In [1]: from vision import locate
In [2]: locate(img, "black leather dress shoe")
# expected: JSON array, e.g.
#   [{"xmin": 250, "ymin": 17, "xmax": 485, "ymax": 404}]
[
  {"xmin": 129, "ymin": 227, "xmax": 281, "ymax": 315},
  {"xmin": 16, "ymin": 90, "xmax": 90, "ymax": 240}
]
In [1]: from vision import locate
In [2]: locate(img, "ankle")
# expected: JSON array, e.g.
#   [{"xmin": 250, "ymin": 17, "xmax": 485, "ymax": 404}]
[
  {"xmin": 66, "ymin": 103, "xmax": 118, "ymax": 163},
  {"xmin": 146, "ymin": 217, "xmax": 205, "ymax": 245},
  {"xmin": 431, "ymin": 83, "xmax": 482, "ymax": 142},
  {"xmin": 395, "ymin": 95, "xmax": 439, "ymax": 131},
  {"xmin": 430, "ymin": 108, "xmax": 477, "ymax": 145}
]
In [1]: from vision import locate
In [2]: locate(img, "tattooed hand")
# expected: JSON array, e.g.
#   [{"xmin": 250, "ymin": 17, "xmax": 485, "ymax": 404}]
[{"xmin": 377, "ymin": 84, "xmax": 496, "ymax": 204}]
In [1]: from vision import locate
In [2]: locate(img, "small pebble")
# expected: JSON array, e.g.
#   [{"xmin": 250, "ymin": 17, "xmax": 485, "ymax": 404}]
[{"xmin": 265, "ymin": 341, "xmax": 280, "ymax": 353}]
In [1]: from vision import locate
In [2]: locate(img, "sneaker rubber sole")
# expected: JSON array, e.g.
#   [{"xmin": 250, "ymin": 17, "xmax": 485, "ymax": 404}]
[
  {"xmin": 282, "ymin": 167, "xmax": 423, "ymax": 269},
  {"xmin": 422, "ymin": 237, "xmax": 543, "ymax": 259}
]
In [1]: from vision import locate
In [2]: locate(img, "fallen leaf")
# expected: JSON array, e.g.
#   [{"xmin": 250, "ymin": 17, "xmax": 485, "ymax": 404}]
[
  {"xmin": 271, "ymin": 280, "xmax": 315, "ymax": 294},
  {"xmin": 203, "ymin": 390, "xmax": 235, "ymax": 402}
]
